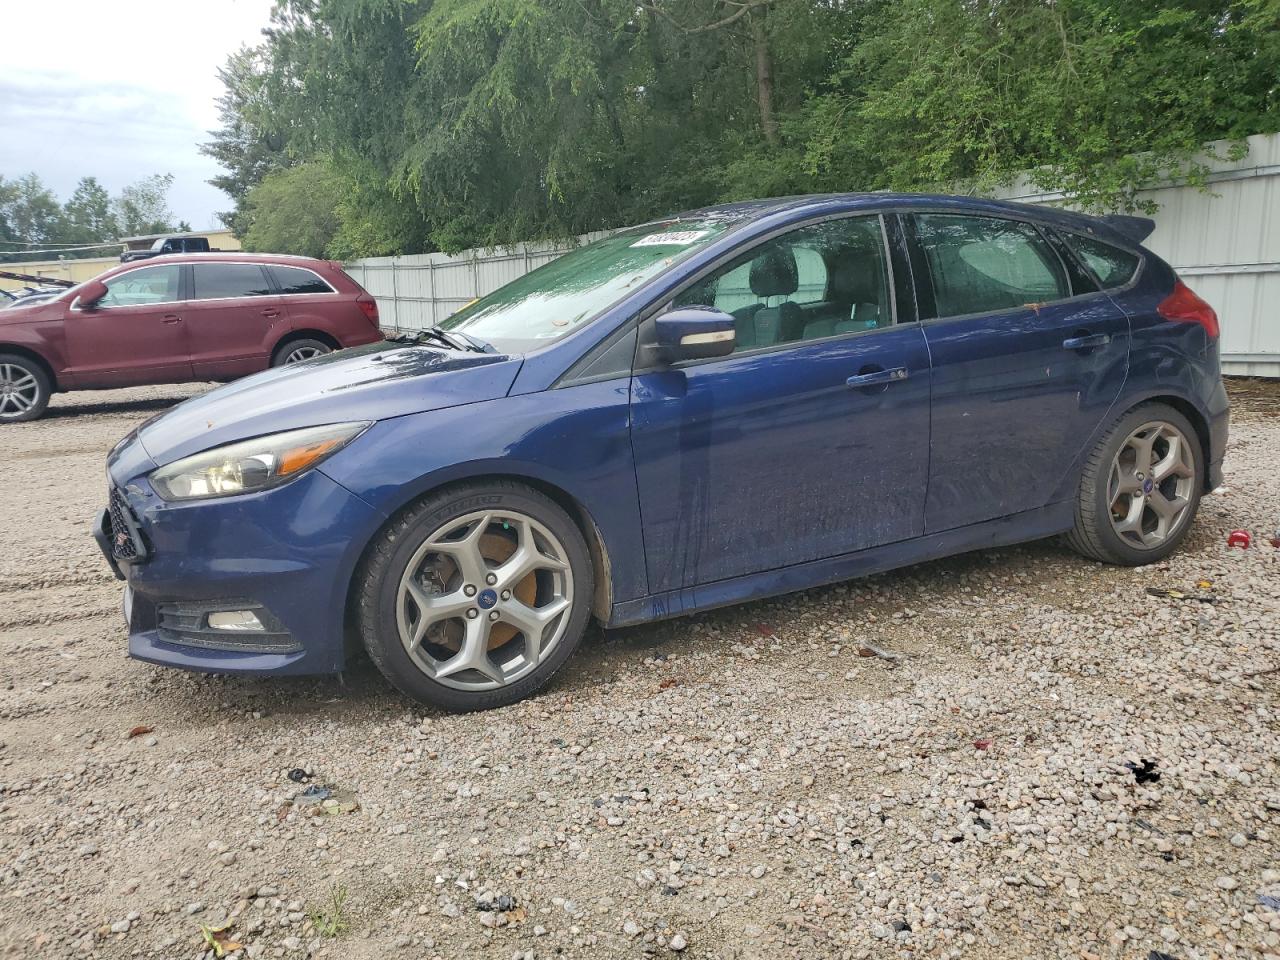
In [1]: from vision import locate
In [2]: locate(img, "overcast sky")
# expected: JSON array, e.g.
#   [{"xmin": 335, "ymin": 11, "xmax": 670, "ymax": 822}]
[{"xmin": 0, "ymin": 0, "xmax": 277, "ymax": 232}]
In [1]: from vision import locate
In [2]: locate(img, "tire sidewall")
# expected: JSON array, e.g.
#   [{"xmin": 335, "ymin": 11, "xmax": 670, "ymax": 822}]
[
  {"xmin": 360, "ymin": 484, "xmax": 594, "ymax": 712},
  {"xmin": 1087, "ymin": 404, "xmax": 1205, "ymax": 565},
  {"xmin": 0, "ymin": 354, "xmax": 51, "ymax": 423}
]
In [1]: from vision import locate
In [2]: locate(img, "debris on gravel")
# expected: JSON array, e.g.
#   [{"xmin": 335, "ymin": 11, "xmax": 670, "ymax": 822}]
[{"xmin": 0, "ymin": 381, "xmax": 1277, "ymax": 959}]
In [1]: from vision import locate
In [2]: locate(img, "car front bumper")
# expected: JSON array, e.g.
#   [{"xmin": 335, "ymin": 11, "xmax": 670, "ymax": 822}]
[{"xmin": 95, "ymin": 467, "xmax": 384, "ymax": 677}]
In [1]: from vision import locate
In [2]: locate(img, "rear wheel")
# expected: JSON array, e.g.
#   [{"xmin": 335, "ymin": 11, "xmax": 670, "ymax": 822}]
[
  {"xmin": 272, "ymin": 338, "xmax": 332, "ymax": 366},
  {"xmin": 0, "ymin": 355, "xmax": 51, "ymax": 422},
  {"xmin": 356, "ymin": 481, "xmax": 593, "ymax": 712},
  {"xmin": 1066, "ymin": 403, "xmax": 1203, "ymax": 565}
]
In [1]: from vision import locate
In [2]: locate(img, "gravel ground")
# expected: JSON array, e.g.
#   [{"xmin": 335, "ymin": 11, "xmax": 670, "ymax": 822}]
[{"xmin": 0, "ymin": 381, "xmax": 1277, "ymax": 960}]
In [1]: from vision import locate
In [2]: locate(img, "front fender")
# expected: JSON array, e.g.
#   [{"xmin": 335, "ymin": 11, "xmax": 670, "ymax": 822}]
[{"xmin": 318, "ymin": 378, "xmax": 647, "ymax": 604}]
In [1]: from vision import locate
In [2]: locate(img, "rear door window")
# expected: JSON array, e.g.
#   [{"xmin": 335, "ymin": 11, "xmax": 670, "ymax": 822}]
[
  {"xmin": 270, "ymin": 265, "xmax": 334, "ymax": 295},
  {"xmin": 1062, "ymin": 234, "xmax": 1142, "ymax": 288},
  {"xmin": 911, "ymin": 215, "xmax": 1070, "ymax": 319},
  {"xmin": 191, "ymin": 263, "xmax": 273, "ymax": 301}
]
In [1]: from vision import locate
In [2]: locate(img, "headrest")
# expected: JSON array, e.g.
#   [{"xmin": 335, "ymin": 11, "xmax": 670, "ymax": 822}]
[
  {"xmin": 749, "ymin": 247, "xmax": 798, "ymax": 298},
  {"xmin": 829, "ymin": 248, "xmax": 882, "ymax": 305}
]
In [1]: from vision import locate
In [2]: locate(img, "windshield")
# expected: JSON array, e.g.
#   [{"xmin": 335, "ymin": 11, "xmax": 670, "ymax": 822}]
[{"xmin": 437, "ymin": 217, "xmax": 741, "ymax": 351}]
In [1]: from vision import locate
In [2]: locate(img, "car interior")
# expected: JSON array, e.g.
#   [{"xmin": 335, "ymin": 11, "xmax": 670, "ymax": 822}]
[{"xmin": 677, "ymin": 223, "xmax": 892, "ymax": 352}]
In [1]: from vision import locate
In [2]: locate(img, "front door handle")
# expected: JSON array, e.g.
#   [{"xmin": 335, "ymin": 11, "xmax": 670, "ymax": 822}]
[
  {"xmin": 1062, "ymin": 333, "xmax": 1111, "ymax": 350},
  {"xmin": 261, "ymin": 308, "xmax": 281, "ymax": 319},
  {"xmin": 161, "ymin": 314, "xmax": 182, "ymax": 325},
  {"xmin": 846, "ymin": 366, "xmax": 909, "ymax": 389}
]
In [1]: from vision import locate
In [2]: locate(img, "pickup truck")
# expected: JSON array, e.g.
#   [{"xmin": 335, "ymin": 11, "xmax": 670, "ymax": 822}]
[{"xmin": 120, "ymin": 236, "xmax": 214, "ymax": 263}]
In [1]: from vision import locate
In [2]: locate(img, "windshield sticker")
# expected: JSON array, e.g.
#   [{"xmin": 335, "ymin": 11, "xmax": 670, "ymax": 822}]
[{"xmin": 631, "ymin": 230, "xmax": 710, "ymax": 248}]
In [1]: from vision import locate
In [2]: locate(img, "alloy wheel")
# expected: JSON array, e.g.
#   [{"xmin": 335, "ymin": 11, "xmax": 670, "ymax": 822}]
[
  {"xmin": 395, "ymin": 510, "xmax": 573, "ymax": 691},
  {"xmin": 0, "ymin": 363, "xmax": 40, "ymax": 419},
  {"xmin": 1107, "ymin": 419, "xmax": 1196, "ymax": 550},
  {"xmin": 283, "ymin": 345, "xmax": 327, "ymax": 364}
]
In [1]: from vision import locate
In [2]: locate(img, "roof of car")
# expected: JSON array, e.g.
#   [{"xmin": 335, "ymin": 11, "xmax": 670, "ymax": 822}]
[
  {"xmin": 670, "ymin": 192, "xmax": 1143, "ymax": 248},
  {"xmin": 136, "ymin": 252, "xmax": 331, "ymax": 265}
]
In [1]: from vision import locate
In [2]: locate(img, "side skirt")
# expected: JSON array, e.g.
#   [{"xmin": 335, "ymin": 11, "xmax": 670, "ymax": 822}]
[{"xmin": 607, "ymin": 501, "xmax": 1074, "ymax": 628}]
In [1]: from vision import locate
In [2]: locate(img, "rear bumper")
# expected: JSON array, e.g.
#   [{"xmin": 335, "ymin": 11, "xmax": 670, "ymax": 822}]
[{"xmin": 103, "ymin": 469, "xmax": 384, "ymax": 676}]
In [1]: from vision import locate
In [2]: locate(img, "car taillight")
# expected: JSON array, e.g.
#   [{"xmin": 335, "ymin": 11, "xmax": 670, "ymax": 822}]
[
  {"xmin": 356, "ymin": 296, "xmax": 379, "ymax": 327},
  {"xmin": 1158, "ymin": 280, "xmax": 1218, "ymax": 339}
]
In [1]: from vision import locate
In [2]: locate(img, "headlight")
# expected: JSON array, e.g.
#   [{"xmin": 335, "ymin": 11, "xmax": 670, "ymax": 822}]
[{"xmin": 150, "ymin": 422, "xmax": 370, "ymax": 502}]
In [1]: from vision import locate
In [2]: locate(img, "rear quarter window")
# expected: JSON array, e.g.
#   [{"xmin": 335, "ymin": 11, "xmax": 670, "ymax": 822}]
[
  {"xmin": 270, "ymin": 265, "xmax": 334, "ymax": 295},
  {"xmin": 1062, "ymin": 234, "xmax": 1141, "ymax": 288}
]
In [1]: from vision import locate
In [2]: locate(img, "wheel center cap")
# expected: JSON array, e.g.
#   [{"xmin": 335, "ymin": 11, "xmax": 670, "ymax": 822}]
[
  {"xmin": 1142, "ymin": 477, "xmax": 1155, "ymax": 494},
  {"xmin": 477, "ymin": 588, "xmax": 498, "ymax": 610}
]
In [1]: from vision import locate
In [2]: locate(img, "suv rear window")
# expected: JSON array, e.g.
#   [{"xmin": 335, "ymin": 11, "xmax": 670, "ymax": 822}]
[
  {"xmin": 270, "ymin": 265, "xmax": 334, "ymax": 295},
  {"xmin": 191, "ymin": 263, "xmax": 273, "ymax": 300},
  {"xmin": 1062, "ymin": 234, "xmax": 1141, "ymax": 288}
]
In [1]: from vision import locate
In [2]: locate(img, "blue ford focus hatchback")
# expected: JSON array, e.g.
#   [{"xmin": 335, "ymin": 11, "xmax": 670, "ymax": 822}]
[{"xmin": 97, "ymin": 195, "xmax": 1228, "ymax": 711}]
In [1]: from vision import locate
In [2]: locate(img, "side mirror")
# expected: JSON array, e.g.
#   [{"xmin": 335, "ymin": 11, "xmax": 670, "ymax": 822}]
[
  {"xmin": 75, "ymin": 280, "xmax": 108, "ymax": 309},
  {"xmin": 653, "ymin": 307, "xmax": 736, "ymax": 362}
]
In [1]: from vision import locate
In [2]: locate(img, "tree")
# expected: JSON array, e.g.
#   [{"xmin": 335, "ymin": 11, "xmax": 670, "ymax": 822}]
[
  {"xmin": 798, "ymin": 0, "xmax": 1280, "ymax": 211},
  {"xmin": 201, "ymin": 46, "xmax": 291, "ymax": 235},
  {"xmin": 113, "ymin": 174, "xmax": 180, "ymax": 237},
  {"xmin": 202, "ymin": 0, "xmax": 1280, "ymax": 252},
  {"xmin": 62, "ymin": 177, "xmax": 119, "ymax": 245},
  {"xmin": 241, "ymin": 161, "xmax": 345, "ymax": 258}
]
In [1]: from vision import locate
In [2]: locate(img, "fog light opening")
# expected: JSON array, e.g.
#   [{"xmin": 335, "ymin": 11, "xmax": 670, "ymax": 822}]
[{"xmin": 207, "ymin": 610, "xmax": 266, "ymax": 632}]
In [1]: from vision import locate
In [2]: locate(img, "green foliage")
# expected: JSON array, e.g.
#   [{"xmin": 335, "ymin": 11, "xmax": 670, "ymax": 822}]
[
  {"xmin": 0, "ymin": 172, "xmax": 182, "ymax": 263},
  {"xmin": 63, "ymin": 178, "xmax": 119, "ymax": 244},
  {"xmin": 308, "ymin": 884, "xmax": 350, "ymax": 938},
  {"xmin": 203, "ymin": 0, "xmax": 1280, "ymax": 254},
  {"xmin": 201, "ymin": 46, "xmax": 292, "ymax": 235},
  {"xmin": 241, "ymin": 161, "xmax": 345, "ymax": 258},
  {"xmin": 114, "ymin": 174, "xmax": 180, "ymax": 237},
  {"xmin": 800, "ymin": 0, "xmax": 1280, "ymax": 212}
]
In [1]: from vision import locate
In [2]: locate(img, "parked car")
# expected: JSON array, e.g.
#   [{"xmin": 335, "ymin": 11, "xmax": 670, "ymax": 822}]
[
  {"xmin": 2, "ymin": 286, "xmax": 65, "ymax": 309},
  {"xmin": 121, "ymin": 236, "xmax": 214, "ymax": 263},
  {"xmin": 0, "ymin": 253, "xmax": 383, "ymax": 421},
  {"xmin": 95, "ymin": 194, "xmax": 1227, "ymax": 712}
]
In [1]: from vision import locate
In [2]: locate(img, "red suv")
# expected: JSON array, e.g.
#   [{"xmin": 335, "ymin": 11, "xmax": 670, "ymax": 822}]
[{"xmin": 0, "ymin": 254, "xmax": 384, "ymax": 421}]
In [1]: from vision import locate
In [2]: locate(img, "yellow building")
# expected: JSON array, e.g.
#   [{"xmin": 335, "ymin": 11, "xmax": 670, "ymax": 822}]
[{"xmin": 0, "ymin": 229, "xmax": 242, "ymax": 292}]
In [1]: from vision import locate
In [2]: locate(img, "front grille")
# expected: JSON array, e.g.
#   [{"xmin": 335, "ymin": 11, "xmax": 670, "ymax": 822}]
[
  {"xmin": 157, "ymin": 600, "xmax": 301, "ymax": 654},
  {"xmin": 107, "ymin": 488, "xmax": 143, "ymax": 561}
]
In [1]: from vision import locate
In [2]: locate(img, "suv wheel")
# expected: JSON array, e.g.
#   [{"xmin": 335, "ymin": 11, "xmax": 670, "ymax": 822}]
[
  {"xmin": 272, "ymin": 339, "xmax": 332, "ymax": 366},
  {"xmin": 1066, "ymin": 402, "xmax": 1204, "ymax": 565},
  {"xmin": 0, "ymin": 355, "xmax": 51, "ymax": 422},
  {"xmin": 356, "ymin": 481, "xmax": 594, "ymax": 712}
]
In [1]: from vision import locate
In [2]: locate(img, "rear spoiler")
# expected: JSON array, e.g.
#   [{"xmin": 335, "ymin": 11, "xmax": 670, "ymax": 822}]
[{"xmin": 1095, "ymin": 215, "xmax": 1156, "ymax": 246}]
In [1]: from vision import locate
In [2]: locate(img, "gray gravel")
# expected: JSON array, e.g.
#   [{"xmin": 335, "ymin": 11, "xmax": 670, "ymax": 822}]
[{"xmin": 0, "ymin": 381, "xmax": 1277, "ymax": 960}]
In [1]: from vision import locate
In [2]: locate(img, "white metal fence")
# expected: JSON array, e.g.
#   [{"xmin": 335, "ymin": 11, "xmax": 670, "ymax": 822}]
[{"xmin": 347, "ymin": 131, "xmax": 1280, "ymax": 377}]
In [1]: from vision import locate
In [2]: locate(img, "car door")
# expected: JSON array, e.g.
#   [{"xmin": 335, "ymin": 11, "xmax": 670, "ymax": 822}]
[
  {"xmin": 65, "ymin": 263, "xmax": 192, "ymax": 387},
  {"xmin": 904, "ymin": 212, "xmax": 1130, "ymax": 533},
  {"xmin": 185, "ymin": 262, "xmax": 286, "ymax": 379},
  {"xmin": 629, "ymin": 214, "xmax": 932, "ymax": 595}
]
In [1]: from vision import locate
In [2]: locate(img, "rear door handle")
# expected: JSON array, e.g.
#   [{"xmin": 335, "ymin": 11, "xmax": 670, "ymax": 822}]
[
  {"xmin": 161, "ymin": 314, "xmax": 182, "ymax": 325},
  {"xmin": 261, "ymin": 308, "xmax": 281, "ymax": 319},
  {"xmin": 1062, "ymin": 333, "xmax": 1111, "ymax": 350},
  {"xmin": 846, "ymin": 366, "xmax": 909, "ymax": 388}
]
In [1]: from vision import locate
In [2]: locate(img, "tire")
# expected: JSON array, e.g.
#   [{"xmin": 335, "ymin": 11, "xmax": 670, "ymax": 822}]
[
  {"xmin": 1065, "ymin": 402, "xmax": 1204, "ymax": 565},
  {"xmin": 355, "ymin": 480, "xmax": 594, "ymax": 712},
  {"xmin": 271, "ymin": 338, "xmax": 332, "ymax": 366},
  {"xmin": 0, "ymin": 354, "xmax": 51, "ymax": 423}
]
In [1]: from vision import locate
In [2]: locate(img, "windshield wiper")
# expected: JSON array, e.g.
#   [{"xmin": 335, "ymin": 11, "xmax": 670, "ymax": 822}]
[{"xmin": 413, "ymin": 326, "xmax": 489, "ymax": 353}]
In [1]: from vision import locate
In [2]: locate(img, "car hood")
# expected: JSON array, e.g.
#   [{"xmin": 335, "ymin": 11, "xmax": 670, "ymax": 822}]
[
  {"xmin": 0, "ymin": 298, "xmax": 63, "ymax": 322},
  {"xmin": 136, "ymin": 341, "xmax": 524, "ymax": 466}
]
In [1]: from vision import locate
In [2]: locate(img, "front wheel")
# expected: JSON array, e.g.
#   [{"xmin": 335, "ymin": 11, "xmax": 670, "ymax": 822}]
[
  {"xmin": 355, "ymin": 481, "xmax": 594, "ymax": 712},
  {"xmin": 1065, "ymin": 403, "xmax": 1204, "ymax": 565},
  {"xmin": 0, "ymin": 354, "xmax": 51, "ymax": 422}
]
